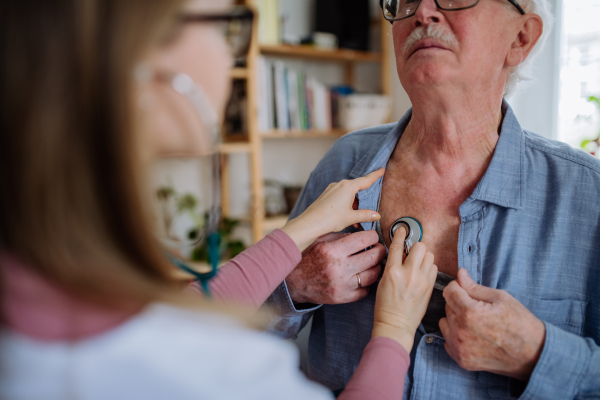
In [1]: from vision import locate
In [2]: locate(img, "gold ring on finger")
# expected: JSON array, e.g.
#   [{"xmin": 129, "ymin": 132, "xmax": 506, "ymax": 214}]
[{"xmin": 356, "ymin": 273, "xmax": 362, "ymax": 289}]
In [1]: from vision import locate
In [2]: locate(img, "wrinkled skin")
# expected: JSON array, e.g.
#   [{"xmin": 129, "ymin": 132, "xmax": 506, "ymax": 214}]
[
  {"xmin": 286, "ymin": 231, "xmax": 386, "ymax": 305},
  {"xmin": 440, "ymin": 269, "xmax": 546, "ymax": 381}
]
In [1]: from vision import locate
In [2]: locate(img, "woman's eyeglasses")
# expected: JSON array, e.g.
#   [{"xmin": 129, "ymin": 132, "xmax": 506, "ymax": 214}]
[
  {"xmin": 179, "ymin": 6, "xmax": 254, "ymax": 60},
  {"xmin": 381, "ymin": 0, "xmax": 526, "ymax": 22}
]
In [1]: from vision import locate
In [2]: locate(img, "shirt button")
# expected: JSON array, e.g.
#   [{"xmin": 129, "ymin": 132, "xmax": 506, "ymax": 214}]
[{"xmin": 425, "ymin": 336, "xmax": 434, "ymax": 344}]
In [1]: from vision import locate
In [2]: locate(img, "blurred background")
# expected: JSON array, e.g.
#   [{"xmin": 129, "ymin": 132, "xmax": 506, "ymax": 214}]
[
  {"xmin": 154, "ymin": 0, "xmax": 600, "ymax": 273},
  {"xmin": 152, "ymin": 0, "xmax": 599, "ymax": 369}
]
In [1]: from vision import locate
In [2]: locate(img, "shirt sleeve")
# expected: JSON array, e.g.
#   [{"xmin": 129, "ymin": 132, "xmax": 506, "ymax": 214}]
[
  {"xmin": 262, "ymin": 176, "xmax": 323, "ymax": 339},
  {"xmin": 519, "ymin": 322, "xmax": 600, "ymax": 400},
  {"xmin": 187, "ymin": 229, "xmax": 301, "ymax": 310},
  {"xmin": 338, "ymin": 337, "xmax": 411, "ymax": 400}
]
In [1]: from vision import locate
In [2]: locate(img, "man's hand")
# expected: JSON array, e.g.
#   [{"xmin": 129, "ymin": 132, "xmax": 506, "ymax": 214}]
[
  {"xmin": 286, "ymin": 230, "xmax": 386, "ymax": 305},
  {"xmin": 439, "ymin": 269, "xmax": 546, "ymax": 381}
]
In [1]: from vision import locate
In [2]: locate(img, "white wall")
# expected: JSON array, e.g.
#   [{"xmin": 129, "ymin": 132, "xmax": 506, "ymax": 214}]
[{"xmin": 507, "ymin": 0, "xmax": 562, "ymax": 139}]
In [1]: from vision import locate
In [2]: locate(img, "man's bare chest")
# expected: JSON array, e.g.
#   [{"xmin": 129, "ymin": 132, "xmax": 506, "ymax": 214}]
[{"xmin": 378, "ymin": 174, "xmax": 462, "ymax": 277}]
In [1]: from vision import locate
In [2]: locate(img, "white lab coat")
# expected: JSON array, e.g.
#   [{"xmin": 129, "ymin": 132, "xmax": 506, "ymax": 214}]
[{"xmin": 0, "ymin": 304, "xmax": 333, "ymax": 400}]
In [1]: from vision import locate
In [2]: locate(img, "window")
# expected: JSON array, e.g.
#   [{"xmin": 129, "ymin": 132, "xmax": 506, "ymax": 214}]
[{"xmin": 558, "ymin": 0, "xmax": 600, "ymax": 150}]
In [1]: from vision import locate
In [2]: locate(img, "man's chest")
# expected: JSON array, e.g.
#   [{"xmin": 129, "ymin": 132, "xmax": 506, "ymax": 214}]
[{"xmin": 377, "ymin": 170, "xmax": 466, "ymax": 277}]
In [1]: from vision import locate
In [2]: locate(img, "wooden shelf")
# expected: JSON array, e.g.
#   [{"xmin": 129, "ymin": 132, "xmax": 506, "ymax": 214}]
[
  {"xmin": 263, "ymin": 215, "xmax": 289, "ymax": 231},
  {"xmin": 171, "ymin": 260, "xmax": 230, "ymax": 281},
  {"xmin": 229, "ymin": 68, "xmax": 248, "ymax": 79},
  {"xmin": 261, "ymin": 129, "xmax": 348, "ymax": 139},
  {"xmin": 214, "ymin": 3, "xmax": 391, "ymax": 244},
  {"xmin": 156, "ymin": 143, "xmax": 251, "ymax": 158},
  {"xmin": 219, "ymin": 143, "xmax": 252, "ymax": 153},
  {"xmin": 260, "ymin": 45, "xmax": 382, "ymax": 63}
]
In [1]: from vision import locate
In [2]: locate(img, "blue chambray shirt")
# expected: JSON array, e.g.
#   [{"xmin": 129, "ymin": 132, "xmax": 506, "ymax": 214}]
[{"xmin": 266, "ymin": 102, "xmax": 600, "ymax": 399}]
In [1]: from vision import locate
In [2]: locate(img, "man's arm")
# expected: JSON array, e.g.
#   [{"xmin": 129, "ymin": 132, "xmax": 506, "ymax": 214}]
[
  {"xmin": 264, "ymin": 171, "xmax": 386, "ymax": 339},
  {"xmin": 263, "ymin": 173, "xmax": 323, "ymax": 339},
  {"xmin": 519, "ymin": 322, "xmax": 600, "ymax": 399},
  {"xmin": 440, "ymin": 269, "xmax": 600, "ymax": 399}
]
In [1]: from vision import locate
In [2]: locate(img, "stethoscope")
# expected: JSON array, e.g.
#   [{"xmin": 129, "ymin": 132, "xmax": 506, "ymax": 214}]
[
  {"xmin": 148, "ymin": 69, "xmax": 223, "ymax": 297},
  {"xmin": 168, "ymin": 232, "xmax": 220, "ymax": 296},
  {"xmin": 389, "ymin": 216, "xmax": 423, "ymax": 255}
]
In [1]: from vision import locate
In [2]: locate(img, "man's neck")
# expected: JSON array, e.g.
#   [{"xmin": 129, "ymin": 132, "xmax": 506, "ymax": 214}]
[{"xmin": 395, "ymin": 94, "xmax": 503, "ymax": 182}]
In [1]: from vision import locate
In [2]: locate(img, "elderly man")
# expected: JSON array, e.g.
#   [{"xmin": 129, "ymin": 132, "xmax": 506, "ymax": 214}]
[{"xmin": 266, "ymin": 0, "xmax": 600, "ymax": 399}]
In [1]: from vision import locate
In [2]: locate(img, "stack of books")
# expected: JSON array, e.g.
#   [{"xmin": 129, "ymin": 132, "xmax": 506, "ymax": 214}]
[{"xmin": 258, "ymin": 57, "xmax": 332, "ymax": 133}]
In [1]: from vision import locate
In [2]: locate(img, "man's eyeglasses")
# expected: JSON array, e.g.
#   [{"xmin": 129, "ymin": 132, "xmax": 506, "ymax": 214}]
[
  {"xmin": 381, "ymin": 0, "xmax": 525, "ymax": 22},
  {"xmin": 179, "ymin": 6, "xmax": 254, "ymax": 60}
]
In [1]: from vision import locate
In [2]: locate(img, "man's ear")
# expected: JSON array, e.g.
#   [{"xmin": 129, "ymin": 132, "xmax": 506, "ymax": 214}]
[{"xmin": 506, "ymin": 14, "xmax": 544, "ymax": 68}]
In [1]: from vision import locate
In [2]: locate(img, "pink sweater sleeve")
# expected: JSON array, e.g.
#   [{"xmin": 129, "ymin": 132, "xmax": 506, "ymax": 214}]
[
  {"xmin": 188, "ymin": 231, "xmax": 410, "ymax": 399},
  {"xmin": 338, "ymin": 337, "xmax": 411, "ymax": 400},
  {"xmin": 188, "ymin": 229, "xmax": 301, "ymax": 309}
]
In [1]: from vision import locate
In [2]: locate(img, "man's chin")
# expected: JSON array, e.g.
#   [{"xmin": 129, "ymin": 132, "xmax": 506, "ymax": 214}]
[{"xmin": 401, "ymin": 65, "xmax": 452, "ymax": 89}]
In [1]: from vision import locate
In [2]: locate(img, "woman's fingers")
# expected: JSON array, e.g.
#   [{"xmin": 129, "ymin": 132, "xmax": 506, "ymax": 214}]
[
  {"xmin": 401, "ymin": 242, "xmax": 427, "ymax": 271},
  {"xmin": 430, "ymin": 264, "xmax": 438, "ymax": 282},
  {"xmin": 372, "ymin": 237, "xmax": 433, "ymax": 352},
  {"xmin": 387, "ymin": 227, "xmax": 407, "ymax": 267},
  {"xmin": 340, "ymin": 170, "xmax": 384, "ymax": 227},
  {"xmin": 421, "ymin": 252, "xmax": 434, "ymax": 270},
  {"xmin": 347, "ymin": 209, "xmax": 381, "ymax": 227},
  {"xmin": 353, "ymin": 168, "xmax": 385, "ymax": 192},
  {"xmin": 283, "ymin": 169, "xmax": 384, "ymax": 251}
]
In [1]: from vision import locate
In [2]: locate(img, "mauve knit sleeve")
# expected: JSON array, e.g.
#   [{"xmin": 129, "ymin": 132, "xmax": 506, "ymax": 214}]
[
  {"xmin": 188, "ymin": 229, "xmax": 301, "ymax": 309},
  {"xmin": 338, "ymin": 336, "xmax": 411, "ymax": 400}
]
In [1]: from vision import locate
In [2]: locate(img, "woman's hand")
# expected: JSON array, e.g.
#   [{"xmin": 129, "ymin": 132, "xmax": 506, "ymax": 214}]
[
  {"xmin": 281, "ymin": 168, "xmax": 384, "ymax": 252},
  {"xmin": 372, "ymin": 228, "xmax": 437, "ymax": 353}
]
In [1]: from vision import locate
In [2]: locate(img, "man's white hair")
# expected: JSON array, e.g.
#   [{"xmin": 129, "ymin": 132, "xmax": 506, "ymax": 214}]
[{"xmin": 504, "ymin": 0, "xmax": 555, "ymax": 96}]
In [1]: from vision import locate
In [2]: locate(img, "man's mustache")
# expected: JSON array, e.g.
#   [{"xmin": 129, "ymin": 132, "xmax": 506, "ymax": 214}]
[{"xmin": 402, "ymin": 24, "xmax": 460, "ymax": 56}]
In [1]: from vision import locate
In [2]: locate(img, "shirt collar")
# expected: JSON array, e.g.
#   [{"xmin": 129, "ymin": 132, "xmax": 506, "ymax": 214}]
[
  {"xmin": 463, "ymin": 101, "xmax": 524, "ymax": 213},
  {"xmin": 351, "ymin": 100, "xmax": 524, "ymax": 223}
]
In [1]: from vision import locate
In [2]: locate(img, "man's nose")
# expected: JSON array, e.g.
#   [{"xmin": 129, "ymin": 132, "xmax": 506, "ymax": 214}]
[{"xmin": 413, "ymin": 0, "xmax": 444, "ymax": 26}]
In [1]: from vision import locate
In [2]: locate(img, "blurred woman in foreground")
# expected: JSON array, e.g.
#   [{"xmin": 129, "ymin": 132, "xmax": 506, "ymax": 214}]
[{"xmin": 0, "ymin": 0, "xmax": 437, "ymax": 399}]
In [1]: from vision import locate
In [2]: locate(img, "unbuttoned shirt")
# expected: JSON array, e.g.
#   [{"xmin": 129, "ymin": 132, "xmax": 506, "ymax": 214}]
[{"xmin": 266, "ymin": 102, "xmax": 600, "ymax": 400}]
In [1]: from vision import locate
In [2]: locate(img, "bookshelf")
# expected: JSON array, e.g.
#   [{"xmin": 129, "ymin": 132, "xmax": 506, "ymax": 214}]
[
  {"xmin": 260, "ymin": 45, "xmax": 383, "ymax": 63},
  {"xmin": 219, "ymin": 0, "xmax": 392, "ymax": 242},
  {"xmin": 260, "ymin": 129, "xmax": 348, "ymax": 139},
  {"xmin": 229, "ymin": 68, "xmax": 249, "ymax": 79}
]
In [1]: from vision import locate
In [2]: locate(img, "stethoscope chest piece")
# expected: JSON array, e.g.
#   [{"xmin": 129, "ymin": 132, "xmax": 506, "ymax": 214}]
[{"xmin": 390, "ymin": 217, "xmax": 423, "ymax": 255}]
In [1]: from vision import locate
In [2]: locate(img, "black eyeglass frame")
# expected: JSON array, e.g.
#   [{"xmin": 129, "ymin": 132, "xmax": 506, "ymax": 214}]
[
  {"xmin": 178, "ymin": 6, "xmax": 254, "ymax": 58},
  {"xmin": 380, "ymin": 0, "xmax": 526, "ymax": 22}
]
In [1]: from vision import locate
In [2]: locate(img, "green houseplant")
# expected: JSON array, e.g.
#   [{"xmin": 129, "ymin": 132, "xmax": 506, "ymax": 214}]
[
  {"xmin": 580, "ymin": 96, "xmax": 600, "ymax": 155},
  {"xmin": 190, "ymin": 217, "xmax": 246, "ymax": 263},
  {"xmin": 156, "ymin": 185, "xmax": 246, "ymax": 262}
]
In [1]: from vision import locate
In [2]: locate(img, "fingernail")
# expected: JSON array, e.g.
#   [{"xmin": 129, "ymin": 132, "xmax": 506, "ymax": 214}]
[{"xmin": 372, "ymin": 213, "xmax": 380, "ymax": 221}]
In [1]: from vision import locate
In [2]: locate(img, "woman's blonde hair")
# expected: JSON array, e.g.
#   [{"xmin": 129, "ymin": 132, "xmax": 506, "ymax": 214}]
[{"xmin": 0, "ymin": 0, "xmax": 189, "ymax": 309}]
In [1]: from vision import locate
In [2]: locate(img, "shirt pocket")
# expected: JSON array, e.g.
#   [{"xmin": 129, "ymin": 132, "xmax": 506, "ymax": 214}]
[
  {"xmin": 515, "ymin": 296, "xmax": 587, "ymax": 337},
  {"xmin": 476, "ymin": 297, "xmax": 587, "ymax": 399}
]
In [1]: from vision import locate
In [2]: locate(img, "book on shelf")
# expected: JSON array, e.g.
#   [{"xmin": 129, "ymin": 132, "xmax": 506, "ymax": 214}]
[
  {"xmin": 256, "ymin": 0, "xmax": 280, "ymax": 45},
  {"xmin": 257, "ymin": 56, "xmax": 333, "ymax": 134},
  {"xmin": 257, "ymin": 57, "xmax": 273, "ymax": 132},
  {"xmin": 274, "ymin": 61, "xmax": 290, "ymax": 131}
]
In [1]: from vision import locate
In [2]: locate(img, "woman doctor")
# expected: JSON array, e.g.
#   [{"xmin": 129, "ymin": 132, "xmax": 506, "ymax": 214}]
[{"xmin": 0, "ymin": 0, "xmax": 437, "ymax": 399}]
